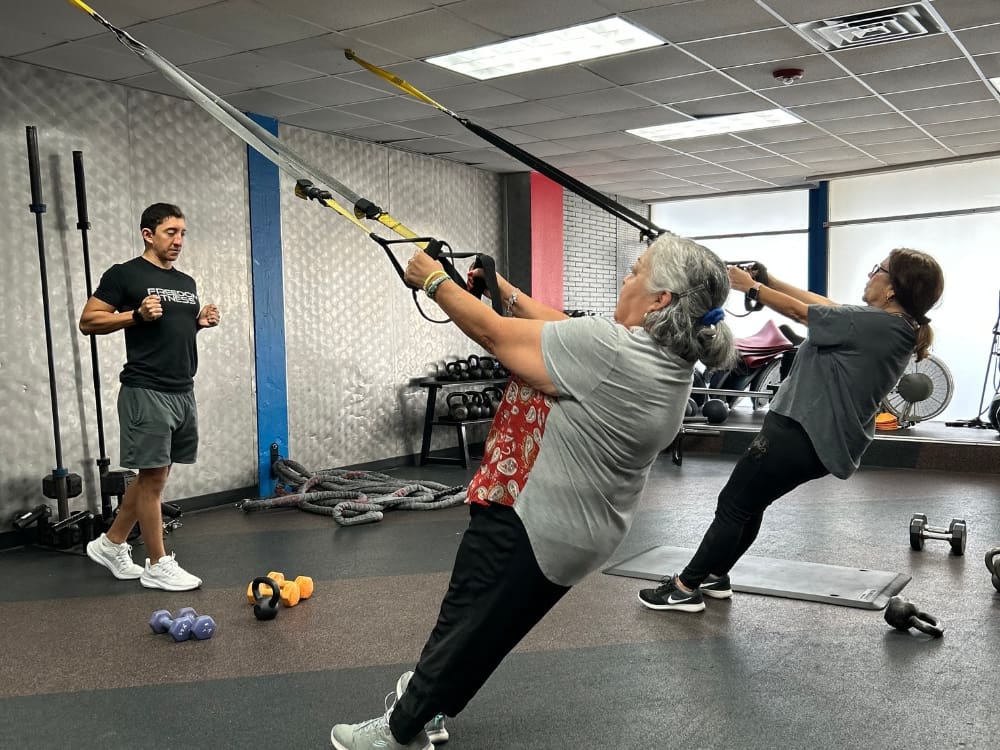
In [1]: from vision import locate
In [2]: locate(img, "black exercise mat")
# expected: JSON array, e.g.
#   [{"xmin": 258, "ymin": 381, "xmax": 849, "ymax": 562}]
[{"xmin": 603, "ymin": 546, "xmax": 910, "ymax": 610}]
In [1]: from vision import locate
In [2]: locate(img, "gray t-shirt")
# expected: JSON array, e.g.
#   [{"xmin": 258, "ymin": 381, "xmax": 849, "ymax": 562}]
[
  {"xmin": 769, "ymin": 305, "xmax": 916, "ymax": 479},
  {"xmin": 514, "ymin": 316, "xmax": 694, "ymax": 586}
]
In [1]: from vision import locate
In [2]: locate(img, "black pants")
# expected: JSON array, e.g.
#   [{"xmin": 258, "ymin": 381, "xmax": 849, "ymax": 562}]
[
  {"xmin": 679, "ymin": 412, "xmax": 829, "ymax": 588},
  {"xmin": 390, "ymin": 502, "xmax": 569, "ymax": 742}
]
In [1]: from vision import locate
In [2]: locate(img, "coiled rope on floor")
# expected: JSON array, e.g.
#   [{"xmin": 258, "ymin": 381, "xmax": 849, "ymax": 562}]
[{"xmin": 239, "ymin": 459, "xmax": 468, "ymax": 526}]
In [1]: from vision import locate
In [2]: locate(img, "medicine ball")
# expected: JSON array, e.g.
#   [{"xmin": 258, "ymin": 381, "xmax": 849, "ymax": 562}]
[{"xmin": 702, "ymin": 398, "xmax": 729, "ymax": 424}]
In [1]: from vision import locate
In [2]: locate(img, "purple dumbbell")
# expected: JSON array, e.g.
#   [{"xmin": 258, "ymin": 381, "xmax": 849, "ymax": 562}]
[{"xmin": 149, "ymin": 607, "xmax": 216, "ymax": 642}]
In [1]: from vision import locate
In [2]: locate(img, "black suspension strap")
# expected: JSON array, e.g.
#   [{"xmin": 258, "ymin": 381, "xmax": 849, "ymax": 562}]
[
  {"xmin": 726, "ymin": 260, "xmax": 771, "ymax": 316},
  {"xmin": 345, "ymin": 50, "xmax": 666, "ymax": 243}
]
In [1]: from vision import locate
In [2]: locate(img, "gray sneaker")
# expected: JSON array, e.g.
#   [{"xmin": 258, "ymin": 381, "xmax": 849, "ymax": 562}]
[
  {"xmin": 330, "ymin": 690, "xmax": 432, "ymax": 750},
  {"xmin": 86, "ymin": 533, "xmax": 143, "ymax": 580},
  {"xmin": 425, "ymin": 715, "xmax": 449, "ymax": 745},
  {"xmin": 395, "ymin": 672, "xmax": 448, "ymax": 745},
  {"xmin": 140, "ymin": 552, "xmax": 202, "ymax": 591}
]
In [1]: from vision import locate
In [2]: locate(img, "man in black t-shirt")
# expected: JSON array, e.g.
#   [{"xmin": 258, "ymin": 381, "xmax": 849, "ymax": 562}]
[{"xmin": 79, "ymin": 203, "xmax": 220, "ymax": 591}]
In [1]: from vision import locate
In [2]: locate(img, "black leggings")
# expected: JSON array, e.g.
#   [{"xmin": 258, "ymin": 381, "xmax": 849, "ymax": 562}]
[
  {"xmin": 390, "ymin": 502, "xmax": 569, "ymax": 743},
  {"xmin": 679, "ymin": 412, "xmax": 829, "ymax": 589}
]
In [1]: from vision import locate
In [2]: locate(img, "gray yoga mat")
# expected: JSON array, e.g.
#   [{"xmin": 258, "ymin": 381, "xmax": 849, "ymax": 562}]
[{"xmin": 604, "ymin": 546, "xmax": 910, "ymax": 610}]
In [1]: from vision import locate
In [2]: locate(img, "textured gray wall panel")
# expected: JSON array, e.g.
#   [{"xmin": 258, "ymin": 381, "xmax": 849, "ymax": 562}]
[
  {"xmin": 279, "ymin": 126, "xmax": 503, "ymax": 469},
  {"xmin": 0, "ymin": 58, "xmax": 255, "ymax": 526}
]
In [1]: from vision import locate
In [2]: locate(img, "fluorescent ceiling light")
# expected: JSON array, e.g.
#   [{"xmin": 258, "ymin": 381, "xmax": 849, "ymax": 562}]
[
  {"xmin": 627, "ymin": 109, "xmax": 803, "ymax": 142},
  {"xmin": 425, "ymin": 17, "xmax": 663, "ymax": 80},
  {"xmin": 990, "ymin": 76, "xmax": 1000, "ymax": 93}
]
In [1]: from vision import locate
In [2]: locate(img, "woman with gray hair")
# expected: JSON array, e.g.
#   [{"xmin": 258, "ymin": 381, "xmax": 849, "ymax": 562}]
[{"xmin": 328, "ymin": 231, "xmax": 735, "ymax": 750}]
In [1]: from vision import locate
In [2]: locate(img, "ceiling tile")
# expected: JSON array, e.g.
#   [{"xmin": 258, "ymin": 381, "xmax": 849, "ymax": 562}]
[
  {"xmin": 540, "ymin": 88, "xmax": 652, "ymax": 116},
  {"xmin": 904, "ymin": 99, "xmax": 1000, "ymax": 125},
  {"xmin": 223, "ymin": 89, "xmax": 317, "ymax": 116},
  {"xmin": 741, "ymin": 164, "xmax": 810, "ymax": 178},
  {"xmin": 954, "ymin": 24, "xmax": 1000, "ymax": 56},
  {"xmin": 939, "ymin": 129, "xmax": 1000, "ymax": 147},
  {"xmin": 863, "ymin": 138, "xmax": 942, "ymax": 156},
  {"xmin": 844, "ymin": 127, "xmax": 932, "ymax": 145},
  {"xmin": 739, "ymin": 122, "xmax": 829, "ymax": 143},
  {"xmin": 629, "ymin": 71, "xmax": 748, "ymax": 104},
  {"xmin": 393, "ymin": 136, "xmax": 480, "ymax": 154},
  {"xmin": 550, "ymin": 132, "xmax": 645, "ymax": 150},
  {"xmin": 924, "ymin": 117, "xmax": 1000, "ymax": 137},
  {"xmin": 519, "ymin": 141, "xmax": 577, "ymax": 157},
  {"xmin": 487, "ymin": 67, "xmax": 614, "ymax": 99},
  {"xmin": 15, "ymin": 38, "xmax": 154, "ymax": 81},
  {"xmin": 724, "ymin": 55, "xmax": 847, "ymax": 90},
  {"xmin": 861, "ymin": 58, "xmax": 982, "ymax": 94},
  {"xmin": 118, "ymin": 70, "xmax": 244, "ymax": 97},
  {"xmin": 157, "ymin": 0, "xmax": 327, "ymax": 48},
  {"xmin": 680, "ymin": 28, "xmax": 817, "ymax": 69},
  {"xmin": 458, "ymin": 101, "xmax": 570, "ymax": 128},
  {"xmin": 669, "ymin": 133, "xmax": 748, "ymax": 153},
  {"xmin": 512, "ymin": 116, "xmax": 618, "ymax": 140},
  {"xmin": 950, "ymin": 143, "xmax": 1000, "ymax": 157},
  {"xmin": 821, "ymin": 112, "xmax": 912, "ymax": 134},
  {"xmin": 253, "ymin": 0, "xmax": 435, "ymax": 32},
  {"xmin": 429, "ymin": 83, "xmax": 525, "ymax": 112},
  {"xmin": 444, "ymin": 0, "xmax": 610, "ymax": 36},
  {"xmin": 546, "ymin": 151, "xmax": 618, "ymax": 167},
  {"xmin": 674, "ymin": 92, "xmax": 773, "ymax": 116},
  {"xmin": 878, "ymin": 149, "xmax": 953, "ymax": 164},
  {"xmin": 708, "ymin": 145, "xmax": 775, "ymax": 162},
  {"xmin": 268, "ymin": 76, "xmax": 390, "ymax": 107},
  {"xmin": 257, "ymin": 34, "xmax": 404, "ymax": 76},
  {"xmin": 282, "ymin": 108, "xmax": 381, "ymax": 132},
  {"xmin": 885, "ymin": 82, "xmax": 996, "ymax": 111},
  {"xmin": 766, "ymin": 135, "xmax": 852, "ymax": 154},
  {"xmin": 627, "ymin": 0, "xmax": 781, "ymax": 44},
  {"xmin": 0, "ymin": 26, "xmax": 52, "ymax": 57},
  {"xmin": 764, "ymin": 78, "xmax": 871, "ymax": 106},
  {"xmin": 111, "ymin": 21, "xmax": 237, "ymax": 65},
  {"xmin": 338, "ymin": 96, "xmax": 438, "ymax": 122},
  {"xmin": 350, "ymin": 9, "xmax": 503, "ymax": 58},
  {"xmin": 932, "ymin": 0, "xmax": 1000, "ymax": 31},
  {"xmin": 185, "ymin": 52, "xmax": 322, "ymax": 89},
  {"xmin": 791, "ymin": 96, "xmax": 892, "ymax": 121},
  {"xmin": 338, "ymin": 122, "xmax": 430, "ymax": 142},
  {"xmin": 973, "ymin": 52, "xmax": 1000, "ymax": 78},
  {"xmin": 828, "ymin": 34, "xmax": 962, "ymax": 75},
  {"xmin": 581, "ymin": 45, "xmax": 708, "ymax": 85}
]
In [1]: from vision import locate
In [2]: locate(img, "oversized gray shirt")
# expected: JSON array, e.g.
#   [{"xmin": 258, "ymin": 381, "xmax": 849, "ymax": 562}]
[
  {"xmin": 514, "ymin": 316, "xmax": 694, "ymax": 586},
  {"xmin": 769, "ymin": 305, "xmax": 916, "ymax": 479}
]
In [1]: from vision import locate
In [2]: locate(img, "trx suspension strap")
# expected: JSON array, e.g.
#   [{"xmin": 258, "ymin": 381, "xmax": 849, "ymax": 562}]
[
  {"xmin": 345, "ymin": 50, "xmax": 666, "ymax": 243},
  {"xmin": 65, "ymin": 0, "xmax": 503, "ymax": 320}
]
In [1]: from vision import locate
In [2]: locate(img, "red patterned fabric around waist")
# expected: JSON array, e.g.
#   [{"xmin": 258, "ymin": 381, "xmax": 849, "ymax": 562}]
[{"xmin": 466, "ymin": 377, "xmax": 552, "ymax": 507}]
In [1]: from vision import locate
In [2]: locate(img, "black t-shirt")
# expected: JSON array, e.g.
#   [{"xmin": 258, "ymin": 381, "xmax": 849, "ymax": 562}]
[{"xmin": 94, "ymin": 256, "xmax": 200, "ymax": 392}]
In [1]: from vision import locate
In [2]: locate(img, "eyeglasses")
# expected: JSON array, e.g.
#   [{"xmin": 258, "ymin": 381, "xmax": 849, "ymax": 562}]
[{"xmin": 869, "ymin": 264, "xmax": 889, "ymax": 278}]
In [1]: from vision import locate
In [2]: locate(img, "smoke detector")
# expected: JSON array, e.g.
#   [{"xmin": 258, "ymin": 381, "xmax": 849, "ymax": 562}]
[
  {"xmin": 773, "ymin": 68, "xmax": 805, "ymax": 85},
  {"xmin": 797, "ymin": 4, "xmax": 941, "ymax": 51}
]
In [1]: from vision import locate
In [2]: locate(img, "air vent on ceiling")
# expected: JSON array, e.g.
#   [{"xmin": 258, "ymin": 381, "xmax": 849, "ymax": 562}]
[{"xmin": 798, "ymin": 4, "xmax": 942, "ymax": 51}]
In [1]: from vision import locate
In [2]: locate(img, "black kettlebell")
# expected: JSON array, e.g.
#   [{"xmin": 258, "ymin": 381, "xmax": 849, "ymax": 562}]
[
  {"xmin": 447, "ymin": 392, "xmax": 470, "ymax": 421},
  {"xmin": 685, "ymin": 398, "xmax": 696, "ymax": 418},
  {"xmin": 467, "ymin": 354, "xmax": 484, "ymax": 380},
  {"xmin": 252, "ymin": 576, "xmax": 281, "ymax": 621},
  {"xmin": 479, "ymin": 356, "xmax": 498, "ymax": 377},
  {"xmin": 465, "ymin": 392, "xmax": 485, "ymax": 419},
  {"xmin": 883, "ymin": 595, "xmax": 943, "ymax": 637},
  {"xmin": 445, "ymin": 361, "xmax": 463, "ymax": 381},
  {"xmin": 702, "ymin": 398, "xmax": 729, "ymax": 424},
  {"xmin": 483, "ymin": 386, "xmax": 503, "ymax": 417},
  {"xmin": 985, "ymin": 547, "xmax": 1000, "ymax": 592}
]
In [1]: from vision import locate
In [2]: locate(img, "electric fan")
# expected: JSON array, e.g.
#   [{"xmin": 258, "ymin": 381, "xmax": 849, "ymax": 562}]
[{"xmin": 881, "ymin": 353, "xmax": 954, "ymax": 427}]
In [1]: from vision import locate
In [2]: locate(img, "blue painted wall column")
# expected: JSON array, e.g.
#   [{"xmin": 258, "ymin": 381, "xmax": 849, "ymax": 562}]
[
  {"xmin": 247, "ymin": 113, "xmax": 288, "ymax": 496},
  {"xmin": 808, "ymin": 181, "xmax": 830, "ymax": 295}
]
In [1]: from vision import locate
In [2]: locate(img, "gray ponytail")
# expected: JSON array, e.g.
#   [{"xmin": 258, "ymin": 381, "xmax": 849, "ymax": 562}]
[{"xmin": 641, "ymin": 233, "xmax": 737, "ymax": 371}]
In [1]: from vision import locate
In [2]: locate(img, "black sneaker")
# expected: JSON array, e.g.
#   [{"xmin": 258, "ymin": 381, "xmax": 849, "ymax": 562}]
[
  {"xmin": 699, "ymin": 573, "xmax": 733, "ymax": 600},
  {"xmin": 637, "ymin": 575, "xmax": 705, "ymax": 612}
]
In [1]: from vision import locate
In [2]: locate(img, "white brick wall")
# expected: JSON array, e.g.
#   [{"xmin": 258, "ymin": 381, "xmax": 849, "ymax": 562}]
[{"xmin": 562, "ymin": 191, "xmax": 649, "ymax": 317}]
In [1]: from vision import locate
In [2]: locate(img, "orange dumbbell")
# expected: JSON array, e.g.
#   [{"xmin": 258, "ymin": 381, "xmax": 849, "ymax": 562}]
[{"xmin": 245, "ymin": 571, "xmax": 314, "ymax": 607}]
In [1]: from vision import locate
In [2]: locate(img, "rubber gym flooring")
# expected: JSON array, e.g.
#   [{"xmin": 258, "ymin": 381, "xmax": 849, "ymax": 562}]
[{"xmin": 1, "ymin": 453, "xmax": 998, "ymax": 749}]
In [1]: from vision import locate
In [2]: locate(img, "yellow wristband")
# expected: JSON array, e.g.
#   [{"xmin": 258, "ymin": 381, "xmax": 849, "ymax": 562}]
[{"xmin": 423, "ymin": 270, "xmax": 448, "ymax": 291}]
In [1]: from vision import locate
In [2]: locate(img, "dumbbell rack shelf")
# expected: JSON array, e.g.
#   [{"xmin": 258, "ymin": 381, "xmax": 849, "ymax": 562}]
[{"xmin": 416, "ymin": 376, "xmax": 508, "ymax": 468}]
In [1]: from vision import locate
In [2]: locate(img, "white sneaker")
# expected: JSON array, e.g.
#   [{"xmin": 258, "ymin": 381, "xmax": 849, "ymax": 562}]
[
  {"xmin": 140, "ymin": 552, "xmax": 202, "ymax": 591},
  {"xmin": 86, "ymin": 533, "xmax": 143, "ymax": 580}
]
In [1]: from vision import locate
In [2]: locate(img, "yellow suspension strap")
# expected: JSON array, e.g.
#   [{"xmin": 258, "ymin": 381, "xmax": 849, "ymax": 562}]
[{"xmin": 345, "ymin": 50, "xmax": 666, "ymax": 243}]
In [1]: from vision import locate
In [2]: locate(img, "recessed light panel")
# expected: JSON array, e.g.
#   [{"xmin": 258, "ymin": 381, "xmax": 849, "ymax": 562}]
[
  {"xmin": 627, "ymin": 109, "xmax": 803, "ymax": 142},
  {"xmin": 425, "ymin": 17, "xmax": 663, "ymax": 80}
]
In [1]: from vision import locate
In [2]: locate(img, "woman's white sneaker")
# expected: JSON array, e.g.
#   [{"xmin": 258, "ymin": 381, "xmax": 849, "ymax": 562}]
[
  {"xmin": 140, "ymin": 552, "xmax": 202, "ymax": 591},
  {"xmin": 86, "ymin": 533, "xmax": 143, "ymax": 580}
]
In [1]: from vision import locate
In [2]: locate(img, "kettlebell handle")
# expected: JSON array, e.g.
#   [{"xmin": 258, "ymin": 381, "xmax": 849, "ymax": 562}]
[{"xmin": 252, "ymin": 576, "xmax": 282, "ymax": 621}]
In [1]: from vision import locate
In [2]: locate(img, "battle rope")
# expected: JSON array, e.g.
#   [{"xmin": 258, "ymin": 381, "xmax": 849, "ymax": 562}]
[
  {"xmin": 345, "ymin": 50, "xmax": 666, "ymax": 243},
  {"xmin": 238, "ymin": 460, "xmax": 468, "ymax": 526},
  {"xmin": 65, "ymin": 0, "xmax": 503, "ymax": 320}
]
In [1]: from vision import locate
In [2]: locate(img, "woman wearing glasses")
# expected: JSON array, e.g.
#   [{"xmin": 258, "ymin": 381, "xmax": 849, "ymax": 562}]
[{"xmin": 639, "ymin": 248, "xmax": 944, "ymax": 612}]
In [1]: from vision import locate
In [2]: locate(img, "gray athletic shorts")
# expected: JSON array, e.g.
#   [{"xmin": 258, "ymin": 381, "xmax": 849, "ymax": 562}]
[{"xmin": 118, "ymin": 385, "xmax": 198, "ymax": 469}]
